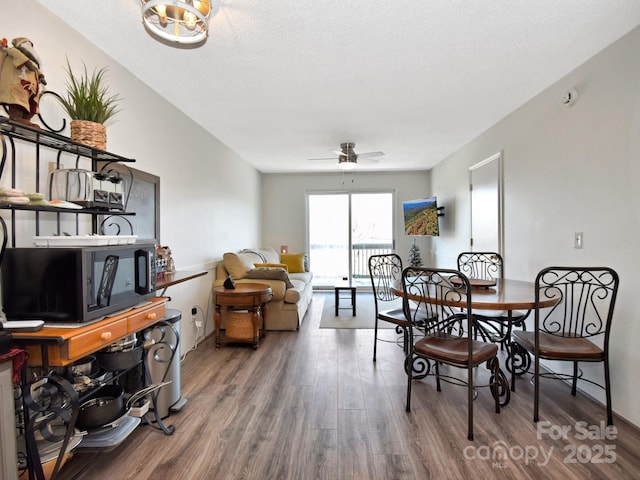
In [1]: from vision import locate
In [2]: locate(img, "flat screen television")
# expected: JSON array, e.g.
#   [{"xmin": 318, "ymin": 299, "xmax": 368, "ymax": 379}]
[{"xmin": 403, "ymin": 196, "xmax": 440, "ymax": 236}]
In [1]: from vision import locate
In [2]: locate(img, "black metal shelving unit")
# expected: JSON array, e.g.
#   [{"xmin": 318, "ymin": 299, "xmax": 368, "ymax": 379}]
[
  {"xmin": 0, "ymin": 116, "xmax": 135, "ymax": 164},
  {"xmin": 0, "ymin": 116, "xmax": 137, "ymax": 246},
  {"xmin": 0, "ymin": 115, "xmax": 154, "ymax": 480}
]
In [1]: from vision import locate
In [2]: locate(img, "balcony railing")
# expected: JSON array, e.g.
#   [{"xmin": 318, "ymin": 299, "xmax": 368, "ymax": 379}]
[
  {"xmin": 352, "ymin": 243, "xmax": 394, "ymax": 278},
  {"xmin": 310, "ymin": 242, "xmax": 394, "ymax": 286}
]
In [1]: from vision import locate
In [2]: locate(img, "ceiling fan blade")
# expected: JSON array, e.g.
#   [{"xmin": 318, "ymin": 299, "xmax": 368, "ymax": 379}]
[
  {"xmin": 309, "ymin": 144, "xmax": 383, "ymax": 165},
  {"xmin": 308, "ymin": 157, "xmax": 339, "ymax": 161},
  {"xmin": 357, "ymin": 151, "xmax": 385, "ymax": 158},
  {"xmin": 359, "ymin": 157, "xmax": 380, "ymax": 164}
]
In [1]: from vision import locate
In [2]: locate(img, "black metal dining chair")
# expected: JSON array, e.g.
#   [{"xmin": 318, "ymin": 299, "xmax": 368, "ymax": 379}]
[
  {"xmin": 457, "ymin": 251, "xmax": 503, "ymax": 280},
  {"xmin": 457, "ymin": 252, "xmax": 529, "ymax": 349},
  {"xmin": 510, "ymin": 266, "xmax": 619, "ymax": 425},
  {"xmin": 368, "ymin": 253, "xmax": 408, "ymax": 361},
  {"xmin": 402, "ymin": 266, "xmax": 508, "ymax": 441}
]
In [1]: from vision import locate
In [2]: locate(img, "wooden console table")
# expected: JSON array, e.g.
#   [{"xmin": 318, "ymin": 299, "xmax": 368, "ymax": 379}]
[
  {"xmin": 156, "ymin": 270, "xmax": 208, "ymax": 296},
  {"xmin": 213, "ymin": 283, "xmax": 273, "ymax": 349}
]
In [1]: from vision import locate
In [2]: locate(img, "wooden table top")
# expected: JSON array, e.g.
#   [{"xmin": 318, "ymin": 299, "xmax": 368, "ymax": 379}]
[
  {"xmin": 157, "ymin": 270, "xmax": 208, "ymax": 291},
  {"xmin": 393, "ymin": 278, "xmax": 559, "ymax": 311},
  {"xmin": 213, "ymin": 283, "xmax": 273, "ymax": 295},
  {"xmin": 9, "ymin": 297, "xmax": 168, "ymax": 343}
]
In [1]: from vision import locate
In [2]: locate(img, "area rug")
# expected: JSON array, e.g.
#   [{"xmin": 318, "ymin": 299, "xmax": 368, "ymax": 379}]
[{"xmin": 318, "ymin": 292, "xmax": 402, "ymax": 329}]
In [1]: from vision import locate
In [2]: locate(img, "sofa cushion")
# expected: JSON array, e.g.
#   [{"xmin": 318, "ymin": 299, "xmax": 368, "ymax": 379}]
[
  {"xmin": 246, "ymin": 267, "xmax": 294, "ymax": 288},
  {"xmin": 289, "ymin": 271, "xmax": 313, "ymax": 284},
  {"xmin": 280, "ymin": 253, "xmax": 306, "ymax": 273},
  {"xmin": 284, "ymin": 278, "xmax": 306, "ymax": 304},
  {"xmin": 223, "ymin": 252, "xmax": 254, "ymax": 279}
]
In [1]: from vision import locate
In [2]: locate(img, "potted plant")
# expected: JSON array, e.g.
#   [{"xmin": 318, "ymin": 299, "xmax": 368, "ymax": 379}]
[{"xmin": 57, "ymin": 59, "xmax": 122, "ymax": 150}]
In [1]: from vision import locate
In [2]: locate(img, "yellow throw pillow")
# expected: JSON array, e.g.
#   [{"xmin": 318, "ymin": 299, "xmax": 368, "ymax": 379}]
[
  {"xmin": 254, "ymin": 262, "xmax": 289, "ymax": 272},
  {"xmin": 280, "ymin": 253, "xmax": 305, "ymax": 273}
]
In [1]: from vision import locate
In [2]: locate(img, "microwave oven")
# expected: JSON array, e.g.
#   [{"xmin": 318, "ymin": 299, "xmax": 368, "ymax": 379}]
[{"xmin": 1, "ymin": 242, "xmax": 157, "ymax": 323}]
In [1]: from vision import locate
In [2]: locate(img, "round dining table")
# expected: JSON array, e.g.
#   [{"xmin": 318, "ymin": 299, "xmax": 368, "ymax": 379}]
[
  {"xmin": 393, "ymin": 277, "xmax": 562, "ymax": 395},
  {"xmin": 392, "ymin": 278, "xmax": 559, "ymax": 311}
]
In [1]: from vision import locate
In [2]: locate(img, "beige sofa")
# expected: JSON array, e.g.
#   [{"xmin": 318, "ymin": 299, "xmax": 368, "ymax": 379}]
[{"xmin": 213, "ymin": 248, "xmax": 313, "ymax": 331}]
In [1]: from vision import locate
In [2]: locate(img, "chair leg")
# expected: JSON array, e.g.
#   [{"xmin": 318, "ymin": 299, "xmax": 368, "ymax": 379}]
[
  {"xmin": 604, "ymin": 357, "xmax": 613, "ymax": 426},
  {"xmin": 510, "ymin": 342, "xmax": 517, "ymax": 393},
  {"xmin": 405, "ymin": 353, "xmax": 412, "ymax": 412},
  {"xmin": 435, "ymin": 362, "xmax": 441, "ymax": 391},
  {"xmin": 571, "ymin": 361, "xmax": 578, "ymax": 396},
  {"xmin": 489, "ymin": 358, "xmax": 500, "ymax": 414},
  {"xmin": 373, "ymin": 319, "xmax": 378, "ymax": 362},
  {"xmin": 402, "ymin": 327, "xmax": 408, "ymax": 354},
  {"xmin": 533, "ymin": 354, "xmax": 540, "ymax": 423},
  {"xmin": 468, "ymin": 364, "xmax": 474, "ymax": 441}
]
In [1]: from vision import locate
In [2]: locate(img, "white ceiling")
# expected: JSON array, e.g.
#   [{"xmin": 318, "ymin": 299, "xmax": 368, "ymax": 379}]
[{"xmin": 38, "ymin": 1, "xmax": 640, "ymax": 173}]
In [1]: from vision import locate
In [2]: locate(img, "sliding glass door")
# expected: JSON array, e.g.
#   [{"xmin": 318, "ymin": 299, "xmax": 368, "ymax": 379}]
[
  {"xmin": 308, "ymin": 192, "xmax": 394, "ymax": 288},
  {"xmin": 308, "ymin": 194, "xmax": 350, "ymax": 287}
]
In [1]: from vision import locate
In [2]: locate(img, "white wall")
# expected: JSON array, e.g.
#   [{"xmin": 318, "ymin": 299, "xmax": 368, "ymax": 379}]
[
  {"xmin": 2, "ymin": 1, "xmax": 262, "ymax": 351},
  {"xmin": 261, "ymin": 171, "xmax": 432, "ymax": 266},
  {"xmin": 430, "ymin": 27, "xmax": 640, "ymax": 426}
]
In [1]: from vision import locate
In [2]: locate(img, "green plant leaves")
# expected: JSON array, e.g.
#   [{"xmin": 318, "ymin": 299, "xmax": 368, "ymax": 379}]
[{"xmin": 57, "ymin": 59, "xmax": 122, "ymax": 124}]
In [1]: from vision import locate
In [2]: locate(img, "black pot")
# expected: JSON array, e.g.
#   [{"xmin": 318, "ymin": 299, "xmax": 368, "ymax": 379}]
[
  {"xmin": 95, "ymin": 345, "xmax": 143, "ymax": 371},
  {"xmin": 70, "ymin": 355, "xmax": 96, "ymax": 376},
  {"xmin": 77, "ymin": 384, "xmax": 125, "ymax": 430}
]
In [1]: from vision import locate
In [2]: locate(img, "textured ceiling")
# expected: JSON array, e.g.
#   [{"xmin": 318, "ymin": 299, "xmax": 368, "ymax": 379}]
[{"xmin": 38, "ymin": 1, "xmax": 640, "ymax": 173}]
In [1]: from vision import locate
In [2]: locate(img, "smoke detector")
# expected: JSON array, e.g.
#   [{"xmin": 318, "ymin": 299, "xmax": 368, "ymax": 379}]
[{"xmin": 561, "ymin": 88, "xmax": 579, "ymax": 107}]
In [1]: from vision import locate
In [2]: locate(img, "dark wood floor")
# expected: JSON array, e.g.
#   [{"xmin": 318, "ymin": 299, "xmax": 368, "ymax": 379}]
[{"xmin": 60, "ymin": 294, "xmax": 640, "ymax": 480}]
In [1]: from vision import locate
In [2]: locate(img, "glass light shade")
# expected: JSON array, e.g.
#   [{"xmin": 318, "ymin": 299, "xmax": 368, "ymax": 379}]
[{"xmin": 338, "ymin": 160, "xmax": 358, "ymax": 170}]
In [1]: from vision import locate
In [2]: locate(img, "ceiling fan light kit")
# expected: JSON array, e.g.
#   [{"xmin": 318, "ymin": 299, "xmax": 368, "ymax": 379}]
[
  {"xmin": 338, "ymin": 159, "xmax": 358, "ymax": 170},
  {"xmin": 141, "ymin": 0, "xmax": 219, "ymax": 45}
]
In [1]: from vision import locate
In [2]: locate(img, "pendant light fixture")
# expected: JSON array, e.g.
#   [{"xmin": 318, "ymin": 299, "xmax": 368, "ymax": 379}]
[{"xmin": 141, "ymin": 0, "xmax": 219, "ymax": 45}]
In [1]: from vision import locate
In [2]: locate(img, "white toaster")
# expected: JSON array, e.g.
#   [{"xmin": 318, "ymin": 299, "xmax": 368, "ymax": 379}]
[{"xmin": 48, "ymin": 169, "xmax": 123, "ymax": 210}]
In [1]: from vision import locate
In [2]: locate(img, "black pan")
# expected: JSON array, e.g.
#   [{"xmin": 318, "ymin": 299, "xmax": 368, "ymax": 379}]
[{"xmin": 77, "ymin": 384, "xmax": 124, "ymax": 430}]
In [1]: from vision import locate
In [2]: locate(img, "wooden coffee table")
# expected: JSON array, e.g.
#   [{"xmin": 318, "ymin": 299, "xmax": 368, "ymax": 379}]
[{"xmin": 213, "ymin": 283, "xmax": 273, "ymax": 349}]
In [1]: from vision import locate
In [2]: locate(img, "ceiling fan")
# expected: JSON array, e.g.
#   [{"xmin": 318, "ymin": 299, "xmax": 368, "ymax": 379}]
[{"xmin": 308, "ymin": 142, "xmax": 385, "ymax": 170}]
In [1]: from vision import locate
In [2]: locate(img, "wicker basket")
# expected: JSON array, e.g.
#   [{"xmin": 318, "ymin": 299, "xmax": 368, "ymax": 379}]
[
  {"xmin": 225, "ymin": 310, "xmax": 254, "ymax": 341},
  {"xmin": 70, "ymin": 120, "xmax": 107, "ymax": 150}
]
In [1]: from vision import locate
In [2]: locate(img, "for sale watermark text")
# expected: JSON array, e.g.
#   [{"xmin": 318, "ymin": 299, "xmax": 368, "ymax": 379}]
[
  {"xmin": 537, "ymin": 420, "xmax": 617, "ymax": 441},
  {"xmin": 463, "ymin": 421, "xmax": 618, "ymax": 469}
]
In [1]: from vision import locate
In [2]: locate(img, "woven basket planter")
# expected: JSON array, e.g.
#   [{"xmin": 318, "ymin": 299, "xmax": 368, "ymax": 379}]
[
  {"xmin": 225, "ymin": 310, "xmax": 255, "ymax": 341},
  {"xmin": 70, "ymin": 120, "xmax": 107, "ymax": 150}
]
